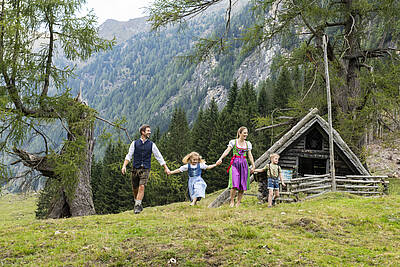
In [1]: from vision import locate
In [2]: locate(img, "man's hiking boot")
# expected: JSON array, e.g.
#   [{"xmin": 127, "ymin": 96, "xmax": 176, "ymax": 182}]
[{"xmin": 134, "ymin": 204, "xmax": 143, "ymax": 214}]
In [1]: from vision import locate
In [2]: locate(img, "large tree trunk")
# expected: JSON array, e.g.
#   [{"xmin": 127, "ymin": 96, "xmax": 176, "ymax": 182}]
[
  {"xmin": 14, "ymin": 103, "xmax": 96, "ymax": 218},
  {"xmin": 67, "ymin": 116, "xmax": 96, "ymax": 217}
]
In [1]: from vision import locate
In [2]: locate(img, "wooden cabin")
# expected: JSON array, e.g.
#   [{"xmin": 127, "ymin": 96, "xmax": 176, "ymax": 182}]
[
  {"xmin": 209, "ymin": 108, "xmax": 388, "ymax": 207},
  {"xmin": 264, "ymin": 108, "xmax": 369, "ymax": 178}
]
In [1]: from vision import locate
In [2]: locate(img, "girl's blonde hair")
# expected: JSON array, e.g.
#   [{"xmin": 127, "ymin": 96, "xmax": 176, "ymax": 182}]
[
  {"xmin": 182, "ymin": 152, "xmax": 206, "ymax": 164},
  {"xmin": 236, "ymin": 126, "xmax": 248, "ymax": 138}
]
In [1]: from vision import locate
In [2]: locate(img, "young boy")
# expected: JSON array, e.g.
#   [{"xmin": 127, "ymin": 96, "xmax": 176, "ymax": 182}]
[{"xmin": 255, "ymin": 153, "xmax": 285, "ymax": 207}]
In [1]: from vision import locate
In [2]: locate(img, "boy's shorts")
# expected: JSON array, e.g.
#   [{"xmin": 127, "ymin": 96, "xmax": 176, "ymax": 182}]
[
  {"xmin": 131, "ymin": 167, "xmax": 150, "ymax": 188},
  {"xmin": 267, "ymin": 178, "xmax": 279, "ymax": 190}
]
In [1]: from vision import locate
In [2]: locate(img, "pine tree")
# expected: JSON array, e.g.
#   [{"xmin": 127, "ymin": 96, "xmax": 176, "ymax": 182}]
[
  {"xmin": 226, "ymin": 80, "xmax": 238, "ymax": 113},
  {"xmin": 190, "ymin": 109, "xmax": 208, "ymax": 158},
  {"xmin": 234, "ymin": 80, "xmax": 258, "ymax": 127},
  {"xmin": 160, "ymin": 107, "xmax": 190, "ymax": 164},
  {"xmin": 90, "ymin": 141, "xmax": 134, "ymax": 214},
  {"xmin": 257, "ymin": 79, "xmax": 273, "ymax": 117},
  {"xmin": 273, "ymin": 67, "xmax": 294, "ymax": 109},
  {"xmin": 144, "ymin": 158, "xmax": 186, "ymax": 206}
]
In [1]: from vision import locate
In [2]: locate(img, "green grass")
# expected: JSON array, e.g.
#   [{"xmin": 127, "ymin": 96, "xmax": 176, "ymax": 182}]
[{"xmin": 1, "ymin": 180, "xmax": 400, "ymax": 266}]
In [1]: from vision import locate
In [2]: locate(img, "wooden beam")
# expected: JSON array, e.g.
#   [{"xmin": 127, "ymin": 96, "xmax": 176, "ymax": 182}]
[
  {"xmin": 323, "ymin": 34, "xmax": 336, "ymax": 191},
  {"xmin": 292, "ymin": 185, "xmax": 332, "ymax": 193},
  {"xmin": 336, "ymin": 190, "xmax": 381, "ymax": 194},
  {"xmin": 337, "ymin": 185, "xmax": 379, "ymax": 189},
  {"xmin": 335, "ymin": 179, "xmax": 384, "ymax": 184},
  {"xmin": 345, "ymin": 175, "xmax": 388, "ymax": 179}
]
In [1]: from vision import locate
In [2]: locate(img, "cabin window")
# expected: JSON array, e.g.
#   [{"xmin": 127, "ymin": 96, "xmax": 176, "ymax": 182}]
[
  {"xmin": 305, "ymin": 128, "xmax": 323, "ymax": 150},
  {"xmin": 298, "ymin": 157, "xmax": 327, "ymax": 176}
]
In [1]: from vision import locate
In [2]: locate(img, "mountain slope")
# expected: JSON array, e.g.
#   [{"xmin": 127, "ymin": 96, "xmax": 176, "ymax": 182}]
[{"xmin": 67, "ymin": 3, "xmax": 276, "ymax": 133}]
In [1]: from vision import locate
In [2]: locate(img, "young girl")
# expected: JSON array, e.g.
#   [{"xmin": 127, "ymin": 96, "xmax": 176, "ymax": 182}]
[{"xmin": 169, "ymin": 152, "xmax": 218, "ymax": 206}]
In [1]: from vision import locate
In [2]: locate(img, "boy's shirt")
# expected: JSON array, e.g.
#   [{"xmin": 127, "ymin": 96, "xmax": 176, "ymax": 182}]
[{"xmin": 263, "ymin": 163, "xmax": 281, "ymax": 178}]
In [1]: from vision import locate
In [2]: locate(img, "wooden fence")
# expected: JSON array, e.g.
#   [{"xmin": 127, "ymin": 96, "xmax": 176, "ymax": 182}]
[{"xmin": 276, "ymin": 174, "xmax": 389, "ymax": 202}]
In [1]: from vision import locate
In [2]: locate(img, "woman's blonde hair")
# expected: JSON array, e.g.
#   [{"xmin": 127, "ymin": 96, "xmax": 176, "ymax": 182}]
[
  {"xmin": 182, "ymin": 152, "xmax": 206, "ymax": 164},
  {"xmin": 236, "ymin": 126, "xmax": 248, "ymax": 138}
]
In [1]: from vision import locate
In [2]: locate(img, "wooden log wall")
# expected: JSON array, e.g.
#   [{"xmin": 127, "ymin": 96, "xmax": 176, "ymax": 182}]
[{"xmin": 276, "ymin": 174, "xmax": 388, "ymax": 203}]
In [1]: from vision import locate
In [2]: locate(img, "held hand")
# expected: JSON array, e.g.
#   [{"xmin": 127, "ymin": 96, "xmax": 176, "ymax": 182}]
[
  {"xmin": 216, "ymin": 159, "xmax": 222, "ymax": 166},
  {"xmin": 250, "ymin": 167, "xmax": 255, "ymax": 174},
  {"xmin": 121, "ymin": 166, "xmax": 126, "ymax": 175},
  {"xmin": 164, "ymin": 167, "xmax": 170, "ymax": 175},
  {"xmin": 282, "ymin": 182, "xmax": 286, "ymax": 187}
]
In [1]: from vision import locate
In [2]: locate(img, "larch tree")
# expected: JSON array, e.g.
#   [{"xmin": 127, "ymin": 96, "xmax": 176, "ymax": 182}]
[{"xmin": 0, "ymin": 0, "xmax": 113, "ymax": 218}]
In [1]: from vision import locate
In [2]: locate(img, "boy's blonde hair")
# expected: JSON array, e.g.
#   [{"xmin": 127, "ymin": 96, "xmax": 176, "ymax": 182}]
[
  {"xmin": 270, "ymin": 153, "xmax": 280, "ymax": 161},
  {"xmin": 182, "ymin": 152, "xmax": 206, "ymax": 164},
  {"xmin": 236, "ymin": 126, "xmax": 248, "ymax": 138}
]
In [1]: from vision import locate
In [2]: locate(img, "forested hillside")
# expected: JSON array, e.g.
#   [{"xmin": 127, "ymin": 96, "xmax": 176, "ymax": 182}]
[{"xmin": 66, "ymin": 2, "xmax": 271, "ymax": 133}]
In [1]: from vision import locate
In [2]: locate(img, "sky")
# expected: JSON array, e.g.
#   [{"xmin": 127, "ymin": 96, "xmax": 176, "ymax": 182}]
[{"xmin": 85, "ymin": 0, "xmax": 154, "ymax": 25}]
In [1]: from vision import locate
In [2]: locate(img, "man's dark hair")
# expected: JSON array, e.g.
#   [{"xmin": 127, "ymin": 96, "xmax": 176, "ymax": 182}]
[{"xmin": 139, "ymin": 124, "xmax": 150, "ymax": 135}]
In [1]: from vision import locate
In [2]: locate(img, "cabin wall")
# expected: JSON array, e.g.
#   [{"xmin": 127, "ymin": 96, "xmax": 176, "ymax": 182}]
[{"xmin": 279, "ymin": 132, "xmax": 360, "ymax": 177}]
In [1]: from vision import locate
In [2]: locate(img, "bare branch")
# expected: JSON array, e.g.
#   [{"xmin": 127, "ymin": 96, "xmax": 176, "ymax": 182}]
[
  {"xmin": 301, "ymin": 66, "xmax": 319, "ymax": 102},
  {"xmin": 343, "ymin": 48, "xmax": 393, "ymax": 60},
  {"xmin": 149, "ymin": 0, "xmax": 223, "ymax": 30},
  {"xmin": 340, "ymin": 13, "xmax": 355, "ymax": 60},
  {"xmin": 12, "ymin": 148, "xmax": 56, "ymax": 178},
  {"xmin": 95, "ymin": 115, "xmax": 132, "ymax": 142},
  {"xmin": 255, "ymin": 121, "xmax": 293, "ymax": 131},
  {"xmin": 55, "ymin": 111, "xmax": 75, "ymax": 141}
]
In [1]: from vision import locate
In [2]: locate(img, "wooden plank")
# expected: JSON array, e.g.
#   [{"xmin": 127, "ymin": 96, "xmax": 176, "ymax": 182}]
[
  {"xmin": 288, "ymin": 178, "xmax": 325, "ymax": 184},
  {"xmin": 290, "ymin": 175, "xmax": 329, "ymax": 182},
  {"xmin": 289, "ymin": 177, "xmax": 316, "ymax": 182},
  {"xmin": 335, "ymin": 179, "xmax": 384, "ymax": 184},
  {"xmin": 289, "ymin": 148, "xmax": 330, "ymax": 155},
  {"xmin": 345, "ymin": 175, "xmax": 388, "ymax": 179},
  {"xmin": 304, "ymin": 174, "xmax": 330, "ymax": 178},
  {"xmin": 280, "ymin": 156, "xmax": 298, "ymax": 161},
  {"xmin": 292, "ymin": 185, "xmax": 332, "ymax": 193},
  {"xmin": 286, "ymin": 152, "xmax": 329, "ymax": 160},
  {"xmin": 336, "ymin": 190, "xmax": 381, "ymax": 194},
  {"xmin": 298, "ymin": 179, "xmax": 331, "ymax": 187},
  {"xmin": 337, "ymin": 185, "xmax": 379, "ymax": 189}
]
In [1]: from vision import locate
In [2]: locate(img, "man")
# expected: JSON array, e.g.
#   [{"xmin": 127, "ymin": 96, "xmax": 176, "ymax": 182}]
[{"xmin": 122, "ymin": 124, "xmax": 170, "ymax": 214}]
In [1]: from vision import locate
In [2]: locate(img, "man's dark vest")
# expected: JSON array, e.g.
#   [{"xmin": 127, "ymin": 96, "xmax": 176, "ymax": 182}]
[{"xmin": 133, "ymin": 139, "xmax": 153, "ymax": 169}]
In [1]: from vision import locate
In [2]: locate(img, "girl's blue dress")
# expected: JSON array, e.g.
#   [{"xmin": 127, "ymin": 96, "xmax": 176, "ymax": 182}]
[{"xmin": 187, "ymin": 163, "xmax": 207, "ymax": 201}]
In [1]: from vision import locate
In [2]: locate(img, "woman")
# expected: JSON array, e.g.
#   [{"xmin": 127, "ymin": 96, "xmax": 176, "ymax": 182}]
[{"xmin": 217, "ymin": 126, "xmax": 255, "ymax": 207}]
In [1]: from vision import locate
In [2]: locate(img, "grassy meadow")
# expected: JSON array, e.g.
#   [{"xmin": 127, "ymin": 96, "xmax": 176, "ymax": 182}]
[{"xmin": 1, "ymin": 179, "xmax": 400, "ymax": 266}]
